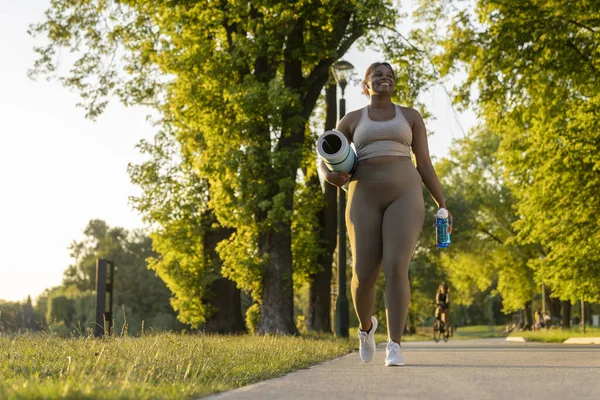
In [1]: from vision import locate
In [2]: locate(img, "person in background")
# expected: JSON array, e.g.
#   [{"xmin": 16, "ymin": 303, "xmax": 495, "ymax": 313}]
[
  {"xmin": 534, "ymin": 310, "xmax": 542, "ymax": 330},
  {"xmin": 435, "ymin": 283, "xmax": 450, "ymax": 328}
]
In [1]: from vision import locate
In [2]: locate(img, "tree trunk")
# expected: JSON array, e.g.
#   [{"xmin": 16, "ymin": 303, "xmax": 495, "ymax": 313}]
[
  {"xmin": 307, "ymin": 182, "xmax": 336, "ymax": 332},
  {"xmin": 254, "ymin": 117, "xmax": 302, "ymax": 335},
  {"xmin": 202, "ymin": 217, "xmax": 245, "ymax": 334},
  {"xmin": 258, "ymin": 228, "xmax": 299, "ymax": 335},
  {"xmin": 307, "ymin": 82, "xmax": 338, "ymax": 333},
  {"xmin": 546, "ymin": 293, "xmax": 562, "ymax": 320},
  {"xmin": 307, "ymin": 261, "xmax": 332, "ymax": 332},
  {"xmin": 561, "ymin": 301, "xmax": 571, "ymax": 328},
  {"xmin": 581, "ymin": 300, "xmax": 586, "ymax": 333},
  {"xmin": 524, "ymin": 301, "xmax": 533, "ymax": 330},
  {"xmin": 203, "ymin": 278, "xmax": 246, "ymax": 333},
  {"xmin": 254, "ymin": 23, "xmax": 305, "ymax": 336},
  {"xmin": 405, "ymin": 310, "xmax": 417, "ymax": 334}
]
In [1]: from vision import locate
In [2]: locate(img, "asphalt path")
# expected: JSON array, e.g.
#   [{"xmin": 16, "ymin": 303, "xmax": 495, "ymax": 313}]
[{"xmin": 205, "ymin": 338, "xmax": 600, "ymax": 400}]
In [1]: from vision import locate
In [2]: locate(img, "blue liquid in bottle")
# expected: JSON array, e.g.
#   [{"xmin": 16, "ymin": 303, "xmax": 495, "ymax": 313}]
[{"xmin": 436, "ymin": 208, "xmax": 451, "ymax": 248}]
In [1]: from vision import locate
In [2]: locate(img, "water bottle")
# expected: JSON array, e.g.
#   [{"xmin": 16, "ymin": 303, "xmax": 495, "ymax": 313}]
[{"xmin": 436, "ymin": 208, "xmax": 451, "ymax": 248}]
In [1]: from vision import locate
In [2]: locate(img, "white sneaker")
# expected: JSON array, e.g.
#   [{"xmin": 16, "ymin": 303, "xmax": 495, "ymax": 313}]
[
  {"xmin": 358, "ymin": 316, "xmax": 378, "ymax": 363},
  {"xmin": 385, "ymin": 341, "xmax": 405, "ymax": 366}
]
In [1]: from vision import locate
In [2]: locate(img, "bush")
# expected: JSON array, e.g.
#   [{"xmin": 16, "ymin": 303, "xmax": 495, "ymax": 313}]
[{"xmin": 246, "ymin": 303, "xmax": 261, "ymax": 334}]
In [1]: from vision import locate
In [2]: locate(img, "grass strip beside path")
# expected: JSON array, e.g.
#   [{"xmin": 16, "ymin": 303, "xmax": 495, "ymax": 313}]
[
  {"xmin": 1, "ymin": 333, "xmax": 354, "ymax": 400},
  {"xmin": 407, "ymin": 325, "xmax": 507, "ymax": 342},
  {"xmin": 509, "ymin": 327, "xmax": 600, "ymax": 343},
  {"xmin": 452, "ymin": 325, "xmax": 508, "ymax": 340},
  {"xmin": 2, "ymin": 325, "xmax": 513, "ymax": 399}
]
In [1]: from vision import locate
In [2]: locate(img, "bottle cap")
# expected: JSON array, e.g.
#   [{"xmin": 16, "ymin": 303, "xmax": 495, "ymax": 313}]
[{"xmin": 437, "ymin": 208, "xmax": 448, "ymax": 219}]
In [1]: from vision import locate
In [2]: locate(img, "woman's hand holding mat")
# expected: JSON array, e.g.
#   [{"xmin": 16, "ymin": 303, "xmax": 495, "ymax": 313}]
[
  {"xmin": 325, "ymin": 171, "xmax": 351, "ymax": 187},
  {"xmin": 317, "ymin": 129, "xmax": 357, "ymax": 173}
]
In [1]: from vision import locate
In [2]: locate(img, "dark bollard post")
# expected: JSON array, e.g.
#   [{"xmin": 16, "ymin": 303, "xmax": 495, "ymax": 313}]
[{"xmin": 95, "ymin": 259, "xmax": 114, "ymax": 338}]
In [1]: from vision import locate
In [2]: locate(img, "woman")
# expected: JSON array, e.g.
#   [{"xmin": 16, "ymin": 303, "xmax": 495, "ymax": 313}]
[{"xmin": 320, "ymin": 62, "xmax": 453, "ymax": 366}]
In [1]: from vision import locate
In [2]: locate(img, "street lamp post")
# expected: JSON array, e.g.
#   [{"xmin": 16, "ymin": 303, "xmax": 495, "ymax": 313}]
[{"xmin": 332, "ymin": 60, "xmax": 354, "ymax": 338}]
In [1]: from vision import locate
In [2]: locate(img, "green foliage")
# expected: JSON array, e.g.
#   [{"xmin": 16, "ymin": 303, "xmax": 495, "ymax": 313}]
[
  {"xmin": 29, "ymin": 0, "xmax": 400, "ymax": 332},
  {"xmin": 42, "ymin": 219, "xmax": 182, "ymax": 335},
  {"xmin": 403, "ymin": 124, "xmax": 538, "ymax": 325},
  {"xmin": 43, "ymin": 290, "xmax": 95, "ymax": 336},
  {"xmin": 0, "ymin": 302, "xmax": 22, "ymax": 332},
  {"xmin": 46, "ymin": 295, "xmax": 75, "ymax": 327},
  {"xmin": 499, "ymin": 94, "xmax": 600, "ymax": 303},
  {"xmin": 511, "ymin": 327, "xmax": 600, "ymax": 343},
  {"xmin": 129, "ymin": 129, "xmax": 218, "ymax": 328},
  {"xmin": 245, "ymin": 303, "xmax": 261, "ymax": 335},
  {"xmin": 291, "ymin": 145, "xmax": 326, "ymax": 288},
  {"xmin": 436, "ymin": 127, "xmax": 538, "ymax": 312},
  {"xmin": 34, "ymin": 287, "xmax": 61, "ymax": 326},
  {"xmin": 62, "ymin": 220, "xmax": 120, "ymax": 292},
  {"xmin": 416, "ymin": 0, "xmax": 600, "ymax": 303},
  {"xmin": 408, "ymin": 254, "xmax": 448, "ymax": 326}
]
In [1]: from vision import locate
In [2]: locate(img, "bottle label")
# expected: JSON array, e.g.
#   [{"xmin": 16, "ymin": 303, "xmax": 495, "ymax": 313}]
[{"xmin": 436, "ymin": 215, "xmax": 451, "ymax": 248}]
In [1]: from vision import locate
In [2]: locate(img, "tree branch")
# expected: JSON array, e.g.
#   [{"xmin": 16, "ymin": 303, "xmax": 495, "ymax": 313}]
[
  {"xmin": 566, "ymin": 38, "xmax": 600, "ymax": 76},
  {"xmin": 302, "ymin": 72, "xmax": 330, "ymax": 121},
  {"xmin": 302, "ymin": 25, "xmax": 364, "ymax": 120},
  {"xmin": 477, "ymin": 226, "xmax": 504, "ymax": 245},
  {"xmin": 566, "ymin": 19, "xmax": 598, "ymax": 33}
]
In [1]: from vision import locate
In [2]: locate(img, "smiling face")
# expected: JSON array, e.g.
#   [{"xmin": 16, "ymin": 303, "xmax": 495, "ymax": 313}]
[{"xmin": 363, "ymin": 62, "xmax": 395, "ymax": 96}]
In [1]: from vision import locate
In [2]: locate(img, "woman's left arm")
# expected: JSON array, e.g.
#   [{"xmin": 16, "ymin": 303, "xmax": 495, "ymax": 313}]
[{"xmin": 410, "ymin": 108, "xmax": 453, "ymax": 233}]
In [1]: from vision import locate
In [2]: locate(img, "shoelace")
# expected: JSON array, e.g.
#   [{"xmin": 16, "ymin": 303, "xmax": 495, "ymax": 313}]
[
  {"xmin": 358, "ymin": 331, "xmax": 369, "ymax": 344},
  {"xmin": 387, "ymin": 343, "xmax": 399, "ymax": 356}
]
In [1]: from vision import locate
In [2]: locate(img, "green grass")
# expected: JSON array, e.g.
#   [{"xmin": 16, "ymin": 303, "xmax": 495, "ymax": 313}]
[
  {"xmin": 0, "ymin": 324, "xmax": 522, "ymax": 399},
  {"xmin": 0, "ymin": 332, "xmax": 355, "ymax": 399},
  {"xmin": 409, "ymin": 325, "xmax": 507, "ymax": 341},
  {"xmin": 509, "ymin": 327, "xmax": 600, "ymax": 343},
  {"xmin": 367, "ymin": 324, "xmax": 507, "ymax": 344},
  {"xmin": 371, "ymin": 330, "xmax": 431, "ymax": 344},
  {"xmin": 452, "ymin": 325, "xmax": 508, "ymax": 340}
]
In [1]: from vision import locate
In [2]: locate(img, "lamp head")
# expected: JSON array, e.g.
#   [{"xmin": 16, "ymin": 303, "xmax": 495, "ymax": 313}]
[{"xmin": 332, "ymin": 60, "xmax": 354, "ymax": 92}]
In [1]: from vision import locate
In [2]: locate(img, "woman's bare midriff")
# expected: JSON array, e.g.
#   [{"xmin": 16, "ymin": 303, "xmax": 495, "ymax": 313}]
[{"xmin": 357, "ymin": 155, "xmax": 411, "ymax": 166}]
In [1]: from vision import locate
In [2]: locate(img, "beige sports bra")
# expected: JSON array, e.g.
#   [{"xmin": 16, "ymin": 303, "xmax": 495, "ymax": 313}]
[{"xmin": 353, "ymin": 104, "xmax": 412, "ymax": 161}]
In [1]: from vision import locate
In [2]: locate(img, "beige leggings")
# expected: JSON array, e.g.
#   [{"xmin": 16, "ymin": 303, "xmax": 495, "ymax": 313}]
[{"xmin": 346, "ymin": 158, "xmax": 424, "ymax": 343}]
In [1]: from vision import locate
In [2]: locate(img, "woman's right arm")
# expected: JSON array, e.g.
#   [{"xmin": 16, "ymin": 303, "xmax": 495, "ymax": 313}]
[
  {"xmin": 320, "ymin": 111, "xmax": 357, "ymax": 187},
  {"xmin": 321, "ymin": 160, "xmax": 351, "ymax": 187}
]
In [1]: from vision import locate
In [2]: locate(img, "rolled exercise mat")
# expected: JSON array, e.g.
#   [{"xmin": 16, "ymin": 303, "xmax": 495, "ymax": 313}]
[{"xmin": 317, "ymin": 129, "xmax": 357, "ymax": 173}]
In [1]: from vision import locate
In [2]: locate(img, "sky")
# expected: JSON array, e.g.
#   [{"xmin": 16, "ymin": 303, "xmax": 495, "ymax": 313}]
[{"xmin": 0, "ymin": 0, "xmax": 476, "ymax": 303}]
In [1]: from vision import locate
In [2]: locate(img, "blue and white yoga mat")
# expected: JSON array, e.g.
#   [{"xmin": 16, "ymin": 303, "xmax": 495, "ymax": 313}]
[{"xmin": 317, "ymin": 129, "xmax": 358, "ymax": 173}]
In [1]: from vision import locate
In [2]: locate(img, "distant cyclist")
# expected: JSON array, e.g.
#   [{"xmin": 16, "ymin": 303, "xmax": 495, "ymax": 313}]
[{"xmin": 435, "ymin": 283, "xmax": 450, "ymax": 328}]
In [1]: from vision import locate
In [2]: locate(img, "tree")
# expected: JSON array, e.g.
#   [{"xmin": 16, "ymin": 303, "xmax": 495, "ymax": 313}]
[
  {"xmin": 60, "ymin": 219, "xmax": 182, "ymax": 334},
  {"xmin": 0, "ymin": 300, "xmax": 22, "ymax": 332},
  {"xmin": 30, "ymin": 0, "xmax": 398, "ymax": 334},
  {"xmin": 419, "ymin": 126, "xmax": 540, "ymax": 328},
  {"xmin": 416, "ymin": 0, "xmax": 600, "ymax": 304},
  {"xmin": 128, "ymin": 130, "xmax": 239, "ymax": 331},
  {"xmin": 21, "ymin": 295, "xmax": 35, "ymax": 330},
  {"xmin": 63, "ymin": 220, "xmax": 124, "ymax": 292},
  {"xmin": 35, "ymin": 286, "xmax": 61, "ymax": 328}
]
